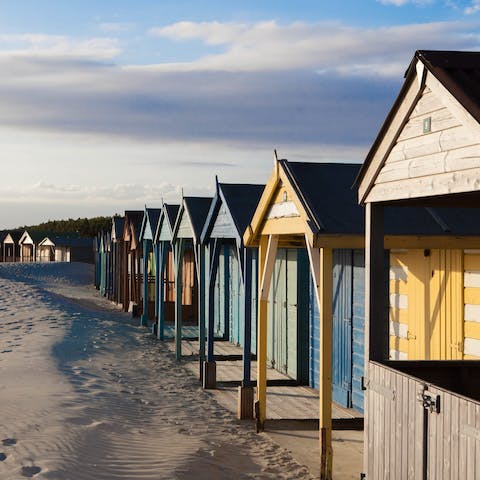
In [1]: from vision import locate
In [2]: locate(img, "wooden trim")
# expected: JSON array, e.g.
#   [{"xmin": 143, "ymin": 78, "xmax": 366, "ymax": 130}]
[
  {"xmin": 259, "ymin": 235, "xmax": 278, "ymax": 301},
  {"xmin": 358, "ymin": 73, "xmax": 422, "ymax": 204}
]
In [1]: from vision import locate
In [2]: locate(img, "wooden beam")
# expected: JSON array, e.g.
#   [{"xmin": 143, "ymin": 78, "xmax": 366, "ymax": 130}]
[
  {"xmin": 197, "ymin": 243, "xmax": 206, "ymax": 371},
  {"xmin": 141, "ymin": 239, "xmax": 151, "ymax": 326},
  {"xmin": 259, "ymin": 235, "xmax": 278, "ymax": 301},
  {"xmin": 157, "ymin": 242, "xmax": 167, "ymax": 341},
  {"xmin": 174, "ymin": 238, "xmax": 185, "ymax": 361},
  {"xmin": 256, "ymin": 235, "xmax": 272, "ymax": 430},
  {"xmin": 319, "ymin": 247, "xmax": 333, "ymax": 479}
]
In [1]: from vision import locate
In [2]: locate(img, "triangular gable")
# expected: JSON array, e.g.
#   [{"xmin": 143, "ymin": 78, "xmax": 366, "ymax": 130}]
[
  {"xmin": 140, "ymin": 208, "xmax": 161, "ymax": 242},
  {"xmin": 39, "ymin": 237, "xmax": 55, "ymax": 247},
  {"xmin": 4, "ymin": 233, "xmax": 15, "ymax": 244},
  {"xmin": 358, "ymin": 50, "xmax": 480, "ymax": 205},
  {"xmin": 173, "ymin": 197, "xmax": 212, "ymax": 243},
  {"xmin": 244, "ymin": 159, "xmax": 315, "ymax": 247},
  {"xmin": 19, "ymin": 230, "xmax": 33, "ymax": 245},
  {"xmin": 154, "ymin": 204, "xmax": 180, "ymax": 244},
  {"xmin": 173, "ymin": 203, "xmax": 194, "ymax": 241}
]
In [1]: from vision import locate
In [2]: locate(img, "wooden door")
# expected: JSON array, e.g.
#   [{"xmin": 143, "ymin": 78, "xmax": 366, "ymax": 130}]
[
  {"xmin": 228, "ymin": 246, "xmax": 243, "ymax": 346},
  {"xmin": 332, "ymin": 249, "xmax": 353, "ymax": 407},
  {"xmin": 402, "ymin": 249, "xmax": 463, "ymax": 360}
]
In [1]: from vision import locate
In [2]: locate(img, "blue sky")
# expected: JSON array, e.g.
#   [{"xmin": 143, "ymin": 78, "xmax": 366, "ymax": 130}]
[{"xmin": 1, "ymin": 0, "xmax": 480, "ymax": 227}]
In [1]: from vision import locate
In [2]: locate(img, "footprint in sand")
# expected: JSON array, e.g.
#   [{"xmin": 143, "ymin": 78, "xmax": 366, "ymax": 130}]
[
  {"xmin": 2, "ymin": 438, "xmax": 16, "ymax": 446},
  {"xmin": 0, "ymin": 453, "xmax": 6, "ymax": 461},
  {"xmin": 21, "ymin": 466, "xmax": 42, "ymax": 477}
]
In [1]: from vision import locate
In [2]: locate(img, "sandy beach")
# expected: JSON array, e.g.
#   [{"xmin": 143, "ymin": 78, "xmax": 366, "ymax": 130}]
[{"xmin": 0, "ymin": 262, "xmax": 314, "ymax": 479}]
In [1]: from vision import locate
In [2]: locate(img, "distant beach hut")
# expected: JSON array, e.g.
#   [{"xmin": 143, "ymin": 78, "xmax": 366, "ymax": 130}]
[
  {"xmin": 111, "ymin": 216, "xmax": 125, "ymax": 304},
  {"xmin": 3, "ymin": 231, "xmax": 21, "ymax": 262},
  {"xmin": 171, "ymin": 196, "xmax": 212, "ymax": 363},
  {"xmin": 122, "ymin": 211, "xmax": 144, "ymax": 314},
  {"xmin": 37, "ymin": 236, "xmax": 56, "ymax": 262},
  {"xmin": 139, "ymin": 207, "xmax": 162, "ymax": 326},
  {"xmin": 153, "ymin": 203, "xmax": 180, "ymax": 340},
  {"xmin": 200, "ymin": 179, "xmax": 264, "ymax": 417},
  {"xmin": 357, "ymin": 50, "xmax": 480, "ymax": 479}
]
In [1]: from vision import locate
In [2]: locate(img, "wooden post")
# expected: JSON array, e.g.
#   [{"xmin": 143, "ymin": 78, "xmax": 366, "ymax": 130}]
[
  {"xmin": 256, "ymin": 234, "xmax": 278, "ymax": 430},
  {"xmin": 364, "ymin": 202, "xmax": 385, "ymax": 476},
  {"xmin": 174, "ymin": 238, "xmax": 184, "ymax": 361},
  {"xmin": 238, "ymin": 245, "xmax": 254, "ymax": 419},
  {"xmin": 204, "ymin": 239, "xmax": 221, "ymax": 388},
  {"xmin": 141, "ymin": 239, "xmax": 151, "ymax": 326},
  {"xmin": 319, "ymin": 247, "xmax": 333, "ymax": 480},
  {"xmin": 196, "ymin": 243, "xmax": 206, "ymax": 381},
  {"xmin": 157, "ymin": 243, "xmax": 167, "ymax": 341}
]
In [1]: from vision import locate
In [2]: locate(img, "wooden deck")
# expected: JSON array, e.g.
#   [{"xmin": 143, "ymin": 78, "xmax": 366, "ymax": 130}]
[{"xmin": 166, "ymin": 338, "xmax": 363, "ymax": 424}]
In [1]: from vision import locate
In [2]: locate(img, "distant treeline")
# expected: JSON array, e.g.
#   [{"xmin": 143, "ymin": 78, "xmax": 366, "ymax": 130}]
[{"xmin": 21, "ymin": 216, "xmax": 115, "ymax": 238}]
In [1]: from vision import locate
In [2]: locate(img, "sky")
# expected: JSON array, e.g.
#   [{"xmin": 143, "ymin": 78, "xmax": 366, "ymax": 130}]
[{"xmin": 1, "ymin": 0, "xmax": 480, "ymax": 228}]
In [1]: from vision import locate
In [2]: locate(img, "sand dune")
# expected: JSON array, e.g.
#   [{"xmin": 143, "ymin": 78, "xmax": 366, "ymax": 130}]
[{"xmin": 0, "ymin": 263, "xmax": 313, "ymax": 479}]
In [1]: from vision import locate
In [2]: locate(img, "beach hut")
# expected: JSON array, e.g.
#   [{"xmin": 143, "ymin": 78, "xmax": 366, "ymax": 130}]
[
  {"xmin": 171, "ymin": 196, "xmax": 212, "ymax": 363},
  {"xmin": 3, "ymin": 231, "xmax": 21, "ymax": 262},
  {"xmin": 93, "ymin": 234, "xmax": 101, "ymax": 288},
  {"xmin": 357, "ymin": 50, "xmax": 480, "ymax": 479},
  {"xmin": 18, "ymin": 230, "xmax": 43, "ymax": 262},
  {"xmin": 153, "ymin": 203, "xmax": 180, "ymax": 339},
  {"xmin": 122, "ymin": 211, "xmax": 144, "ymax": 314},
  {"xmin": 139, "ymin": 207, "xmax": 162, "ymax": 326},
  {"xmin": 37, "ymin": 236, "xmax": 56, "ymax": 262},
  {"xmin": 111, "ymin": 216, "xmax": 125, "ymax": 304},
  {"xmin": 99, "ymin": 230, "xmax": 109, "ymax": 296},
  {"xmin": 200, "ymin": 179, "xmax": 264, "ymax": 416}
]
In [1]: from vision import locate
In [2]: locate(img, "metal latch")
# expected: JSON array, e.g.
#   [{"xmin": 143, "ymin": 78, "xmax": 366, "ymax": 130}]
[{"xmin": 417, "ymin": 391, "xmax": 441, "ymax": 414}]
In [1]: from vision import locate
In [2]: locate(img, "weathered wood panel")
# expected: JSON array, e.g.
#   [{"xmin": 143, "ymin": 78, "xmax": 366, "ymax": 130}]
[
  {"xmin": 211, "ymin": 203, "xmax": 236, "ymax": 239},
  {"xmin": 176, "ymin": 211, "xmax": 193, "ymax": 239}
]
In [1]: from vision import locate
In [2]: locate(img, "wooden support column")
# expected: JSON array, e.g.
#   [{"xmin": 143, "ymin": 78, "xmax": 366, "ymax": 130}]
[
  {"xmin": 174, "ymin": 239, "xmax": 185, "ymax": 361},
  {"xmin": 141, "ymin": 239, "xmax": 152, "ymax": 326},
  {"xmin": 238, "ymin": 245, "xmax": 254, "ymax": 419},
  {"xmin": 364, "ymin": 202, "xmax": 386, "ymax": 476},
  {"xmin": 157, "ymin": 243, "xmax": 167, "ymax": 341},
  {"xmin": 204, "ymin": 239, "xmax": 221, "ymax": 388},
  {"xmin": 154, "ymin": 242, "xmax": 161, "ymax": 322},
  {"xmin": 196, "ymin": 242, "xmax": 206, "ymax": 381},
  {"xmin": 256, "ymin": 234, "xmax": 278, "ymax": 431}
]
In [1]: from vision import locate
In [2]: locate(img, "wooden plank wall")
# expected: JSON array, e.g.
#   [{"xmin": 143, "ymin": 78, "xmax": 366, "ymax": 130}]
[
  {"xmin": 367, "ymin": 85, "xmax": 480, "ymax": 203},
  {"xmin": 464, "ymin": 249, "xmax": 480, "ymax": 358},
  {"xmin": 366, "ymin": 362, "xmax": 424, "ymax": 479}
]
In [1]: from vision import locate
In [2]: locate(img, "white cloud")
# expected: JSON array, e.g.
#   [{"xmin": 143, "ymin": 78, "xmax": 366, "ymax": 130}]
[
  {"xmin": 147, "ymin": 20, "xmax": 480, "ymax": 74},
  {"xmin": 0, "ymin": 33, "xmax": 121, "ymax": 59},
  {"xmin": 465, "ymin": 1, "xmax": 480, "ymax": 14},
  {"xmin": 378, "ymin": 0, "xmax": 433, "ymax": 5}
]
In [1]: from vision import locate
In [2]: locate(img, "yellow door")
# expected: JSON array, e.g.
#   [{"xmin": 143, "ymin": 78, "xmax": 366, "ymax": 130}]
[{"xmin": 406, "ymin": 249, "xmax": 463, "ymax": 360}]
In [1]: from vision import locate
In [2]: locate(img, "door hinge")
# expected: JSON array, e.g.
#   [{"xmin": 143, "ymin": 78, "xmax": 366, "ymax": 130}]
[
  {"xmin": 361, "ymin": 376, "xmax": 367, "ymax": 391},
  {"xmin": 417, "ymin": 389, "xmax": 441, "ymax": 414}
]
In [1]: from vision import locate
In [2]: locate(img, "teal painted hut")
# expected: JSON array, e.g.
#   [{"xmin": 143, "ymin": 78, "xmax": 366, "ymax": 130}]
[
  {"xmin": 110, "ymin": 216, "xmax": 125, "ymax": 304},
  {"xmin": 153, "ymin": 203, "xmax": 180, "ymax": 340},
  {"xmin": 171, "ymin": 196, "xmax": 212, "ymax": 365},
  {"xmin": 200, "ymin": 180, "xmax": 264, "ymax": 418},
  {"xmin": 139, "ymin": 207, "xmax": 162, "ymax": 326}
]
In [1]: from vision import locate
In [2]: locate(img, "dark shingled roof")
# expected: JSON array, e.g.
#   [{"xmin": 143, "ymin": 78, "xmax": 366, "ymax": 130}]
[
  {"xmin": 146, "ymin": 208, "xmax": 162, "ymax": 235},
  {"xmin": 220, "ymin": 183, "xmax": 265, "ymax": 237},
  {"xmin": 113, "ymin": 217, "xmax": 125, "ymax": 238},
  {"xmin": 414, "ymin": 50, "xmax": 480, "ymax": 126},
  {"xmin": 165, "ymin": 204, "xmax": 180, "ymax": 230},
  {"xmin": 124, "ymin": 210, "xmax": 144, "ymax": 242},
  {"xmin": 284, "ymin": 160, "xmax": 480, "ymax": 236},
  {"xmin": 183, "ymin": 197, "xmax": 213, "ymax": 241}
]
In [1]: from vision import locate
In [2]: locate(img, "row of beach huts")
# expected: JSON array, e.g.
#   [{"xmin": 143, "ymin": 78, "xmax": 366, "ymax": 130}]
[
  {"xmin": 93, "ymin": 51, "xmax": 480, "ymax": 479},
  {"xmin": 0, "ymin": 229, "xmax": 92, "ymax": 263}
]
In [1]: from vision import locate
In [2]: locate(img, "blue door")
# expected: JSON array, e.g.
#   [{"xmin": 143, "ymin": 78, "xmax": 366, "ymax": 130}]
[{"xmin": 332, "ymin": 249, "xmax": 353, "ymax": 407}]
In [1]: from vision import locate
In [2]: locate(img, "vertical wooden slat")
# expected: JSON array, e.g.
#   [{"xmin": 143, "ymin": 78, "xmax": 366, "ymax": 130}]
[
  {"xmin": 459, "ymin": 398, "xmax": 468, "ymax": 480},
  {"xmin": 467, "ymin": 400, "xmax": 475, "ymax": 480},
  {"xmin": 443, "ymin": 389, "xmax": 452, "ymax": 479},
  {"xmin": 451, "ymin": 393, "xmax": 459, "ymax": 480},
  {"xmin": 395, "ymin": 371, "xmax": 402, "ymax": 478}
]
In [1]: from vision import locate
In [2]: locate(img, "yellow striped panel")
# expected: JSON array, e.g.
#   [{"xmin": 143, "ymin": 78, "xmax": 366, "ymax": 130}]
[
  {"xmin": 465, "ymin": 287, "xmax": 480, "ymax": 305},
  {"xmin": 389, "ymin": 308, "xmax": 409, "ymax": 324},
  {"xmin": 465, "ymin": 321, "xmax": 480, "ymax": 340},
  {"xmin": 464, "ymin": 254, "xmax": 480, "ymax": 271},
  {"xmin": 464, "ymin": 354, "xmax": 480, "ymax": 360},
  {"xmin": 389, "ymin": 335, "xmax": 408, "ymax": 354}
]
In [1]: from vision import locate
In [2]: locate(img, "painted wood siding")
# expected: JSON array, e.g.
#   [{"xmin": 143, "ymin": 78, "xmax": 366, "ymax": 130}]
[
  {"xmin": 267, "ymin": 248, "xmax": 309, "ymax": 381},
  {"xmin": 463, "ymin": 250, "xmax": 480, "ymax": 358},
  {"xmin": 211, "ymin": 204, "xmax": 236, "ymax": 238},
  {"xmin": 309, "ymin": 249, "xmax": 365, "ymax": 412},
  {"xmin": 176, "ymin": 213, "xmax": 193, "ymax": 239},
  {"xmin": 367, "ymin": 84, "xmax": 480, "ymax": 203},
  {"xmin": 390, "ymin": 249, "xmax": 467, "ymax": 360},
  {"xmin": 228, "ymin": 246, "xmax": 242, "ymax": 346},
  {"xmin": 367, "ymin": 361, "xmax": 480, "ymax": 479}
]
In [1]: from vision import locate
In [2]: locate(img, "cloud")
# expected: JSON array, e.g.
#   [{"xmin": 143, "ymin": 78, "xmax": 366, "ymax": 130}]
[
  {"xmin": 147, "ymin": 20, "xmax": 479, "ymax": 73},
  {"xmin": 465, "ymin": 1, "xmax": 480, "ymax": 14},
  {"xmin": 0, "ymin": 33, "xmax": 120, "ymax": 59},
  {"xmin": 378, "ymin": 0, "xmax": 433, "ymax": 5}
]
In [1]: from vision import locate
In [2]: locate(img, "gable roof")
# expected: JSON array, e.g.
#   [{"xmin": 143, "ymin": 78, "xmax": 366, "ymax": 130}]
[
  {"xmin": 153, "ymin": 203, "xmax": 180, "ymax": 244},
  {"xmin": 173, "ymin": 197, "xmax": 213, "ymax": 243},
  {"xmin": 112, "ymin": 216, "xmax": 125, "ymax": 240},
  {"xmin": 201, "ymin": 182, "xmax": 265, "ymax": 245},
  {"xmin": 245, "ymin": 159, "xmax": 480, "ymax": 247},
  {"xmin": 123, "ymin": 210, "xmax": 143, "ymax": 242},
  {"xmin": 356, "ymin": 50, "xmax": 480, "ymax": 204},
  {"xmin": 139, "ymin": 207, "xmax": 162, "ymax": 241}
]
